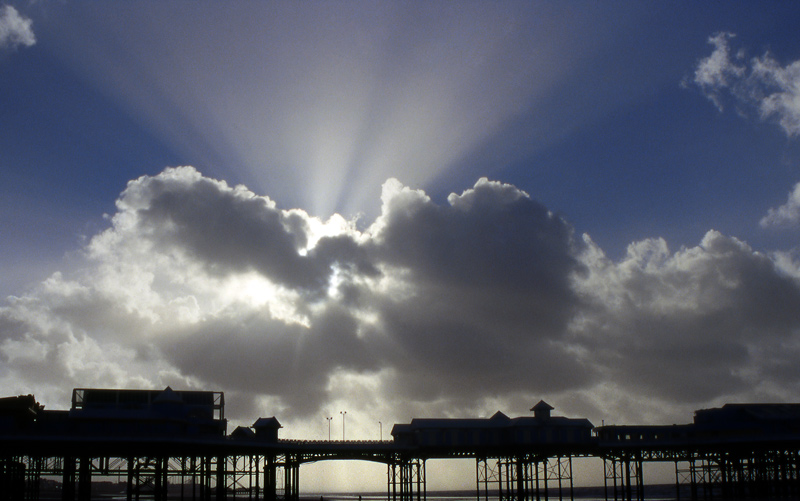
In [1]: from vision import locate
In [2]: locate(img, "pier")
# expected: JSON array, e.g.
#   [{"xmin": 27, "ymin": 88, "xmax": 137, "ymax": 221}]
[{"xmin": 1, "ymin": 388, "xmax": 799, "ymax": 500}]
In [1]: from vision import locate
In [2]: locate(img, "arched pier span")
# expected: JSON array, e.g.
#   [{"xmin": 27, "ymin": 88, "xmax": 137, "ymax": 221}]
[{"xmin": 1, "ymin": 389, "xmax": 799, "ymax": 500}]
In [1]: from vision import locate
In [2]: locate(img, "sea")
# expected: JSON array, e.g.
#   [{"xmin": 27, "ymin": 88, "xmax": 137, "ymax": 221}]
[
  {"xmin": 35, "ymin": 489, "xmax": 679, "ymax": 501},
  {"xmin": 38, "ymin": 483, "xmax": 780, "ymax": 500},
  {"xmin": 302, "ymin": 487, "xmax": 682, "ymax": 501}
]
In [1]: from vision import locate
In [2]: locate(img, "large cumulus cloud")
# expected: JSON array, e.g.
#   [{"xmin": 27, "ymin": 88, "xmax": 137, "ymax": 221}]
[
  {"xmin": 3, "ymin": 166, "xmax": 800, "ymax": 430},
  {"xmin": 572, "ymin": 231, "xmax": 800, "ymax": 421},
  {"xmin": 366, "ymin": 179, "xmax": 590, "ymax": 405}
]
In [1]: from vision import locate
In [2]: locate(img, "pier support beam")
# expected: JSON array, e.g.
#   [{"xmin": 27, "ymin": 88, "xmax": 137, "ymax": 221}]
[
  {"xmin": 62, "ymin": 456, "xmax": 76, "ymax": 501},
  {"xmin": 25, "ymin": 456, "xmax": 42, "ymax": 501},
  {"xmin": 604, "ymin": 455, "xmax": 643, "ymax": 501},
  {"xmin": 215, "ymin": 455, "xmax": 226, "ymax": 501},
  {"xmin": 77, "ymin": 456, "xmax": 92, "ymax": 501},
  {"xmin": 389, "ymin": 457, "xmax": 426, "ymax": 501},
  {"xmin": 264, "ymin": 455, "xmax": 277, "ymax": 501},
  {"xmin": 0, "ymin": 457, "xmax": 26, "ymax": 501},
  {"xmin": 279, "ymin": 454, "xmax": 300, "ymax": 501},
  {"xmin": 477, "ymin": 455, "xmax": 573, "ymax": 501},
  {"xmin": 675, "ymin": 449, "xmax": 800, "ymax": 500}
]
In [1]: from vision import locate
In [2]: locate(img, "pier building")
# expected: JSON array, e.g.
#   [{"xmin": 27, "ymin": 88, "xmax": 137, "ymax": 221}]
[{"xmin": 1, "ymin": 388, "xmax": 799, "ymax": 500}]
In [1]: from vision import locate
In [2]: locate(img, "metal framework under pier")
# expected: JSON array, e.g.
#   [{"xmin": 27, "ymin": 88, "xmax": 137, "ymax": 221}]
[
  {"xmin": 2, "ymin": 452, "xmax": 291, "ymax": 501},
  {"xmin": 603, "ymin": 454, "xmax": 643, "ymax": 501},
  {"xmin": 476, "ymin": 455, "xmax": 575, "ymax": 501},
  {"xmin": 238, "ymin": 444, "xmax": 427, "ymax": 501},
  {"xmin": 597, "ymin": 446, "xmax": 800, "ymax": 501},
  {"xmin": 674, "ymin": 448, "xmax": 800, "ymax": 500},
  {"xmin": 389, "ymin": 457, "xmax": 426, "ymax": 501}
]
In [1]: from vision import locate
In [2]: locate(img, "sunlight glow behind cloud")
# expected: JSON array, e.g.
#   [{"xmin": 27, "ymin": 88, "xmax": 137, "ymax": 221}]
[{"xmin": 4, "ymin": 167, "xmax": 800, "ymax": 435}]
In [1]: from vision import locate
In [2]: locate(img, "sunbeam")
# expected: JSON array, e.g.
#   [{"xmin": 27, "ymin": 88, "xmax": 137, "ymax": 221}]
[{"xmin": 42, "ymin": 1, "xmax": 623, "ymax": 219}]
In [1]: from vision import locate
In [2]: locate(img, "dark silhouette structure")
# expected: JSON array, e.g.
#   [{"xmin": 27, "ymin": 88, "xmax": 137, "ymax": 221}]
[
  {"xmin": 596, "ymin": 403, "xmax": 800, "ymax": 500},
  {"xmin": 0, "ymin": 388, "xmax": 799, "ymax": 500},
  {"xmin": 391, "ymin": 401, "xmax": 594, "ymax": 501}
]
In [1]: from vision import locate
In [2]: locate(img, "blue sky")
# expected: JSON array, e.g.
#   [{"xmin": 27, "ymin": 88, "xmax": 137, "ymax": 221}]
[
  {"xmin": 3, "ymin": 0, "xmax": 800, "ymax": 490},
  {"xmin": 3, "ymin": 2, "xmax": 799, "ymax": 289}
]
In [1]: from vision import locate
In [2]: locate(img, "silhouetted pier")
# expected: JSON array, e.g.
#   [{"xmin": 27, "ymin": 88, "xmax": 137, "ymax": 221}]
[{"xmin": 1, "ymin": 388, "xmax": 799, "ymax": 500}]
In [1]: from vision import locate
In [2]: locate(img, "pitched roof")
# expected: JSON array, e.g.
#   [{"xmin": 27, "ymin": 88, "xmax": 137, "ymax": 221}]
[
  {"xmin": 531, "ymin": 400, "xmax": 554, "ymax": 412},
  {"xmin": 253, "ymin": 416, "xmax": 282, "ymax": 429},
  {"xmin": 231, "ymin": 426, "xmax": 256, "ymax": 438},
  {"xmin": 153, "ymin": 386, "xmax": 184, "ymax": 404}
]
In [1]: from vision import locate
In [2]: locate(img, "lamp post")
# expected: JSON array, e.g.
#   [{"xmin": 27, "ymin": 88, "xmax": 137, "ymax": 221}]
[
  {"xmin": 326, "ymin": 416, "xmax": 333, "ymax": 441},
  {"xmin": 379, "ymin": 421, "xmax": 382, "ymax": 441},
  {"xmin": 340, "ymin": 411, "xmax": 347, "ymax": 441}
]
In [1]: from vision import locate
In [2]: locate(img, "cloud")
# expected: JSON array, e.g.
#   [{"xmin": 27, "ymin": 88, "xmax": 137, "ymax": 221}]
[
  {"xmin": 365, "ymin": 178, "xmax": 591, "ymax": 403},
  {"xmin": 2, "ymin": 169, "xmax": 590, "ymax": 418},
  {"xmin": 761, "ymin": 181, "xmax": 800, "ymax": 229},
  {"xmin": 573, "ymin": 231, "xmax": 800, "ymax": 412},
  {"xmin": 3, "ymin": 168, "xmax": 800, "ymax": 429},
  {"xmin": 690, "ymin": 32, "xmax": 746, "ymax": 110},
  {"xmin": 0, "ymin": 5, "xmax": 35, "ymax": 51},
  {"xmin": 108, "ymin": 167, "xmax": 339, "ymax": 292},
  {"xmin": 689, "ymin": 31, "xmax": 800, "ymax": 137}
]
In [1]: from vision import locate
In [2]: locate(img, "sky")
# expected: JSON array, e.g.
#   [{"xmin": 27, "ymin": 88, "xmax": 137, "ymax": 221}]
[{"xmin": 3, "ymin": 0, "xmax": 800, "ymax": 491}]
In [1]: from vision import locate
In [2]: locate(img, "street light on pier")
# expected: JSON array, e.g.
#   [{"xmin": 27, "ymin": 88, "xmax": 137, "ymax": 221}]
[
  {"xmin": 379, "ymin": 421, "xmax": 382, "ymax": 441},
  {"xmin": 340, "ymin": 411, "xmax": 347, "ymax": 441},
  {"xmin": 326, "ymin": 416, "xmax": 333, "ymax": 441}
]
